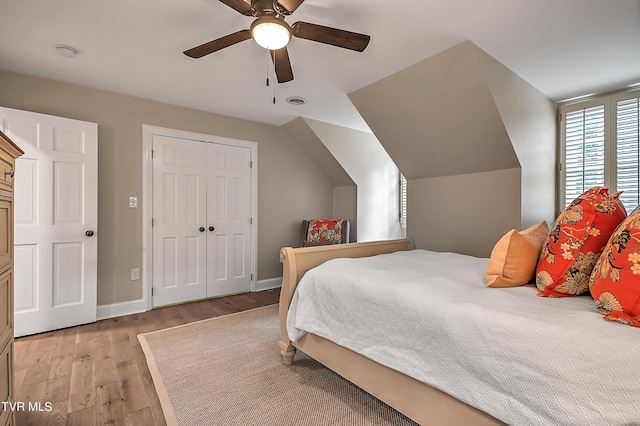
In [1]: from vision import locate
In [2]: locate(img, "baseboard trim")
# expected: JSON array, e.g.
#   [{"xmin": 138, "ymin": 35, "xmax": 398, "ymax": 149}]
[
  {"xmin": 97, "ymin": 280, "xmax": 281, "ymax": 321},
  {"xmin": 97, "ymin": 298, "xmax": 147, "ymax": 321},
  {"xmin": 255, "ymin": 277, "xmax": 282, "ymax": 292}
]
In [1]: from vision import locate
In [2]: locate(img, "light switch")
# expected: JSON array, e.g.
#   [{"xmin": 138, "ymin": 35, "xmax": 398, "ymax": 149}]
[
  {"xmin": 131, "ymin": 268, "xmax": 140, "ymax": 280},
  {"xmin": 129, "ymin": 196, "xmax": 138, "ymax": 208}
]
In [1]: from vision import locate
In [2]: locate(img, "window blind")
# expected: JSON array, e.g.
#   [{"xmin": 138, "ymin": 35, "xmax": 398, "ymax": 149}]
[
  {"xmin": 616, "ymin": 97, "xmax": 640, "ymax": 212},
  {"xmin": 399, "ymin": 174, "xmax": 407, "ymax": 228},
  {"xmin": 563, "ymin": 105, "xmax": 606, "ymax": 206}
]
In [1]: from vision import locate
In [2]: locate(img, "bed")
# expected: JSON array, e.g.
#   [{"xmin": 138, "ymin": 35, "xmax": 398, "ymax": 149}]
[{"xmin": 278, "ymin": 239, "xmax": 640, "ymax": 426}]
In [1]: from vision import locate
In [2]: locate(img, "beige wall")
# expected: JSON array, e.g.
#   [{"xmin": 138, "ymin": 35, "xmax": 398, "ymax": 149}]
[
  {"xmin": 0, "ymin": 37, "xmax": 558, "ymax": 305},
  {"xmin": 349, "ymin": 41, "xmax": 556, "ymax": 254},
  {"xmin": 303, "ymin": 119, "xmax": 402, "ymax": 242},
  {"xmin": 349, "ymin": 41, "xmax": 521, "ymax": 181},
  {"xmin": 282, "ymin": 117, "xmax": 358, "ymax": 242},
  {"xmin": 282, "ymin": 118, "xmax": 354, "ymax": 187},
  {"xmin": 408, "ymin": 169, "xmax": 521, "ymax": 257},
  {"xmin": 478, "ymin": 51, "xmax": 557, "ymax": 226},
  {"xmin": 0, "ymin": 69, "xmax": 334, "ymax": 305},
  {"xmin": 332, "ymin": 186, "xmax": 358, "ymax": 242}
]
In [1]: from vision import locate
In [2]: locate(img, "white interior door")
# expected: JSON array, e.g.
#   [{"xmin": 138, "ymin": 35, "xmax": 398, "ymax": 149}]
[
  {"xmin": 151, "ymin": 133, "xmax": 253, "ymax": 307},
  {"xmin": 151, "ymin": 135, "xmax": 208, "ymax": 307},
  {"xmin": 0, "ymin": 106, "xmax": 98, "ymax": 337},
  {"xmin": 207, "ymin": 143, "xmax": 252, "ymax": 297}
]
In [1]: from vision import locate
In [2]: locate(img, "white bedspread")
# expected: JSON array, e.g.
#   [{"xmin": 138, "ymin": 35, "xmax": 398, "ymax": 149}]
[{"xmin": 286, "ymin": 250, "xmax": 640, "ymax": 426}]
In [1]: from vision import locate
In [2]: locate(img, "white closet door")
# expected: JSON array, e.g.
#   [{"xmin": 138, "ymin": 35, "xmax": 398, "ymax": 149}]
[
  {"xmin": 0, "ymin": 107, "xmax": 98, "ymax": 337},
  {"xmin": 151, "ymin": 135, "xmax": 207, "ymax": 307},
  {"xmin": 207, "ymin": 143, "xmax": 252, "ymax": 297}
]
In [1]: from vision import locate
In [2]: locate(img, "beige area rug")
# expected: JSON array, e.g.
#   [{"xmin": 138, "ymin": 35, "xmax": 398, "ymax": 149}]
[{"xmin": 138, "ymin": 305, "xmax": 417, "ymax": 426}]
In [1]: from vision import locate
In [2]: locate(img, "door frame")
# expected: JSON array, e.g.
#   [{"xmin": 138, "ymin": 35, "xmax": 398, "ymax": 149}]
[{"xmin": 142, "ymin": 125, "xmax": 258, "ymax": 311}]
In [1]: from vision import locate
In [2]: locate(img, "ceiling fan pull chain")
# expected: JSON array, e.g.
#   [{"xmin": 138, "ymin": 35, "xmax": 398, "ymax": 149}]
[
  {"xmin": 272, "ymin": 50, "xmax": 277, "ymax": 104},
  {"xmin": 265, "ymin": 50, "xmax": 270, "ymax": 87},
  {"xmin": 272, "ymin": 78, "xmax": 277, "ymax": 104}
]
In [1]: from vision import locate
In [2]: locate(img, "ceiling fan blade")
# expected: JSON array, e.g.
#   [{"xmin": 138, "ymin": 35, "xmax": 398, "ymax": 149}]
[
  {"xmin": 291, "ymin": 22, "xmax": 370, "ymax": 52},
  {"xmin": 218, "ymin": 0, "xmax": 254, "ymax": 16},
  {"xmin": 184, "ymin": 30, "xmax": 252, "ymax": 58},
  {"xmin": 277, "ymin": 0, "xmax": 305, "ymax": 14},
  {"xmin": 270, "ymin": 47, "xmax": 294, "ymax": 83}
]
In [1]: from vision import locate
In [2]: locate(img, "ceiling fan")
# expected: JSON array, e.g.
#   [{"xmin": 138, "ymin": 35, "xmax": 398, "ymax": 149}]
[{"xmin": 183, "ymin": 0, "xmax": 371, "ymax": 83}]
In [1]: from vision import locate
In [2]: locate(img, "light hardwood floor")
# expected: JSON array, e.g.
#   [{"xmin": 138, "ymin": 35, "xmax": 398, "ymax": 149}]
[{"xmin": 14, "ymin": 289, "xmax": 281, "ymax": 426}]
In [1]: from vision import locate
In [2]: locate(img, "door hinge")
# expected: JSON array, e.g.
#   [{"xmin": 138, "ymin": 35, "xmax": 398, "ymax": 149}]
[
  {"xmin": 151, "ymin": 287, "xmax": 155, "ymax": 296},
  {"xmin": 151, "ymin": 149, "xmax": 154, "ymax": 159},
  {"xmin": 251, "ymin": 273, "xmax": 253, "ymax": 281},
  {"xmin": 249, "ymin": 160, "xmax": 253, "ymax": 168},
  {"xmin": 151, "ymin": 218, "xmax": 155, "ymax": 227},
  {"xmin": 249, "ymin": 217, "xmax": 253, "ymax": 225}
]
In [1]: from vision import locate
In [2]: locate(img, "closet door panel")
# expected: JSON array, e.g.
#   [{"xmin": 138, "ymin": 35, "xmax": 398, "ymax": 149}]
[
  {"xmin": 151, "ymin": 135, "xmax": 208, "ymax": 307},
  {"xmin": 206, "ymin": 143, "xmax": 251, "ymax": 297}
]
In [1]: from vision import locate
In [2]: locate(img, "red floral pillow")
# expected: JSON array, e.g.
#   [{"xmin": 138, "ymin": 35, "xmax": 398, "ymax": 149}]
[
  {"xmin": 589, "ymin": 206, "xmax": 640, "ymax": 327},
  {"xmin": 536, "ymin": 187, "xmax": 627, "ymax": 297}
]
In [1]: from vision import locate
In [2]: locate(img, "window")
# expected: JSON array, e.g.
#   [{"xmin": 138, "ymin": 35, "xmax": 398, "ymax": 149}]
[
  {"xmin": 399, "ymin": 174, "xmax": 407, "ymax": 228},
  {"xmin": 616, "ymin": 96, "xmax": 640, "ymax": 210},
  {"xmin": 560, "ymin": 88, "xmax": 640, "ymax": 212}
]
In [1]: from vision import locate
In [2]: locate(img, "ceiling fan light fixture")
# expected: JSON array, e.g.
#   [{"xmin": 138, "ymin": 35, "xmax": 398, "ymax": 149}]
[{"xmin": 250, "ymin": 16, "xmax": 291, "ymax": 50}]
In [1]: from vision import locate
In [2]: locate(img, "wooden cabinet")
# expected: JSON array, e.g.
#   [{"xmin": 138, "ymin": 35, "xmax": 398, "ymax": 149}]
[{"xmin": 0, "ymin": 131, "xmax": 23, "ymax": 426}]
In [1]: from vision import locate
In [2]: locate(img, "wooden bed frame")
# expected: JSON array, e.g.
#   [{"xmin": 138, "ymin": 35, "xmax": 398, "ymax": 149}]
[{"xmin": 278, "ymin": 239, "xmax": 504, "ymax": 426}]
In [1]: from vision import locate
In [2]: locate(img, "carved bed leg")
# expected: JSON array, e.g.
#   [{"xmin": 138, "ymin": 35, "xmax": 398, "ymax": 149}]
[{"xmin": 279, "ymin": 340, "xmax": 296, "ymax": 365}]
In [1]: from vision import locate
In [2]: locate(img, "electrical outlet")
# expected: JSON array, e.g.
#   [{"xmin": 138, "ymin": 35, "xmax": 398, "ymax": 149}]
[
  {"xmin": 129, "ymin": 196, "xmax": 138, "ymax": 208},
  {"xmin": 131, "ymin": 268, "xmax": 140, "ymax": 280}
]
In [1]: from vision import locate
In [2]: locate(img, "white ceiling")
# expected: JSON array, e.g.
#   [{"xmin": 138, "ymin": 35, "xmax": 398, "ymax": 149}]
[{"xmin": 1, "ymin": 0, "xmax": 639, "ymax": 132}]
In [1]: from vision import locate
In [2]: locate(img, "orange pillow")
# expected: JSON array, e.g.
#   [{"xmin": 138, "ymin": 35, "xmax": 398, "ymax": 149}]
[
  {"xmin": 536, "ymin": 187, "xmax": 627, "ymax": 297},
  {"xmin": 486, "ymin": 221, "xmax": 550, "ymax": 288},
  {"xmin": 589, "ymin": 206, "xmax": 640, "ymax": 327}
]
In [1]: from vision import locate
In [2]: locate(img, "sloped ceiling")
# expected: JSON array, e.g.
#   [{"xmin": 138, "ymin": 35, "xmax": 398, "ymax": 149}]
[
  {"xmin": 282, "ymin": 117, "xmax": 354, "ymax": 186},
  {"xmin": 349, "ymin": 41, "xmax": 521, "ymax": 181},
  {"xmin": 476, "ymin": 45, "xmax": 557, "ymax": 223},
  {"xmin": 285, "ymin": 117, "xmax": 402, "ymax": 241}
]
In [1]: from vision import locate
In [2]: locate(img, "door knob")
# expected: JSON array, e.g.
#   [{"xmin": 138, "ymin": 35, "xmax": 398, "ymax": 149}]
[
  {"xmin": 199, "ymin": 227, "xmax": 205, "ymax": 232},
  {"xmin": 85, "ymin": 230, "xmax": 95, "ymax": 237},
  {"xmin": 209, "ymin": 226, "xmax": 215, "ymax": 232}
]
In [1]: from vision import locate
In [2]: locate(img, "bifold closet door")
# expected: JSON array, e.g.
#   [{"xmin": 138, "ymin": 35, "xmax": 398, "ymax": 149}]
[
  {"xmin": 151, "ymin": 135, "xmax": 208, "ymax": 307},
  {"xmin": 151, "ymin": 135, "xmax": 252, "ymax": 307},
  {"xmin": 206, "ymin": 143, "xmax": 252, "ymax": 297}
]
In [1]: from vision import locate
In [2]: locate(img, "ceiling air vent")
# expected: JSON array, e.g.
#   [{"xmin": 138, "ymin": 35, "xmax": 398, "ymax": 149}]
[
  {"xmin": 286, "ymin": 96, "xmax": 307, "ymax": 105},
  {"xmin": 55, "ymin": 44, "xmax": 79, "ymax": 58}
]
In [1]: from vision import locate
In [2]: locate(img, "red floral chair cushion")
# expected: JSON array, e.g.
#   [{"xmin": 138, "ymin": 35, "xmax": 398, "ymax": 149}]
[
  {"xmin": 589, "ymin": 206, "xmax": 640, "ymax": 327},
  {"xmin": 303, "ymin": 219, "xmax": 344, "ymax": 246},
  {"xmin": 536, "ymin": 187, "xmax": 627, "ymax": 297}
]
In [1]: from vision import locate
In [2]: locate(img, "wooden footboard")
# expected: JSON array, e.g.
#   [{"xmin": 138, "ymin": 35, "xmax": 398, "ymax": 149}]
[{"xmin": 278, "ymin": 238, "xmax": 411, "ymax": 363}]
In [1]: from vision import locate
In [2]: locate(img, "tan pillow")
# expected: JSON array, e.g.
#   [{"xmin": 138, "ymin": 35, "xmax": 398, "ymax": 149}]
[{"xmin": 486, "ymin": 221, "xmax": 550, "ymax": 288}]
